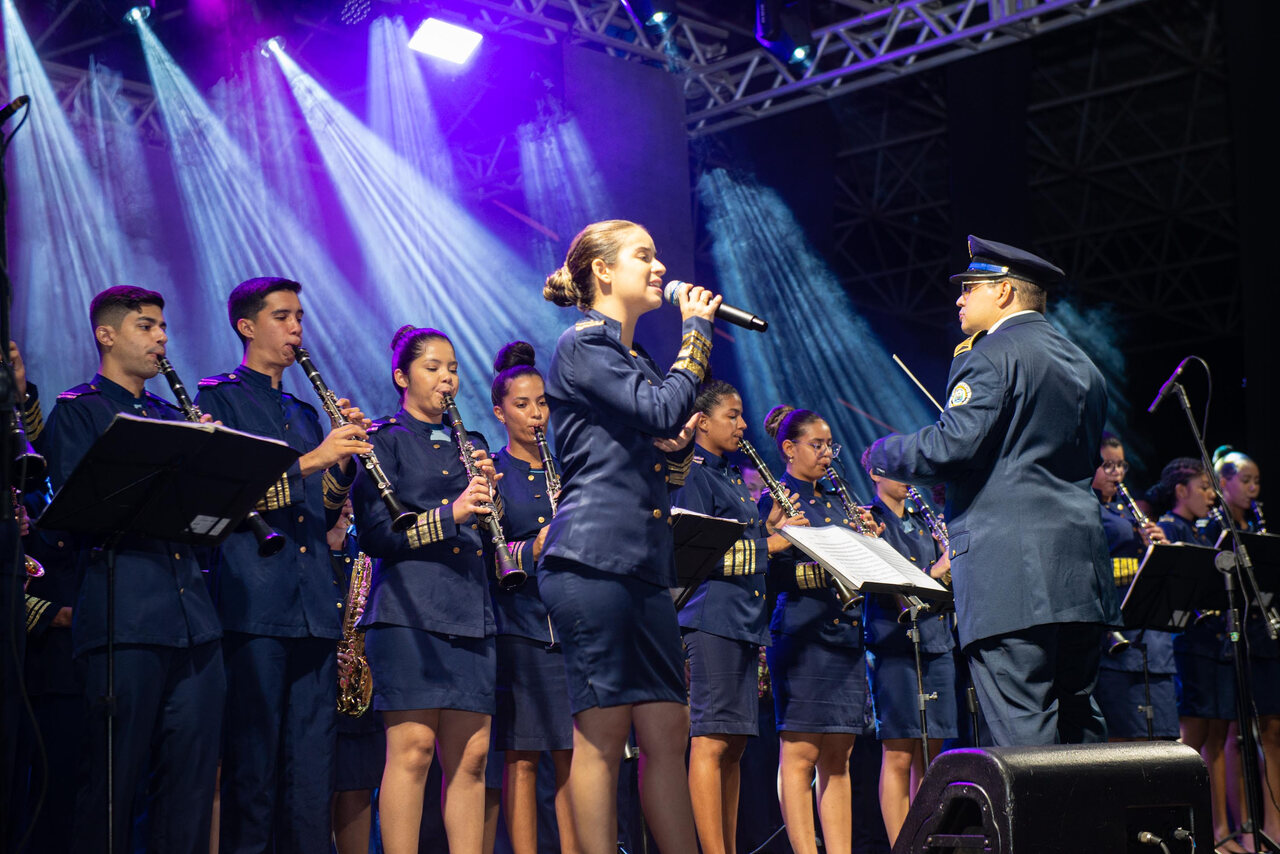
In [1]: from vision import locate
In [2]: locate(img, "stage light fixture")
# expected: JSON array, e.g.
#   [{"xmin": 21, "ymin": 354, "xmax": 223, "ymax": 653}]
[
  {"xmin": 407, "ymin": 18, "xmax": 482, "ymax": 65},
  {"xmin": 621, "ymin": 0, "xmax": 677, "ymax": 32},
  {"xmin": 756, "ymin": 0, "xmax": 814, "ymax": 67},
  {"xmin": 115, "ymin": 0, "xmax": 155, "ymax": 24},
  {"xmin": 259, "ymin": 36, "xmax": 284, "ymax": 58}
]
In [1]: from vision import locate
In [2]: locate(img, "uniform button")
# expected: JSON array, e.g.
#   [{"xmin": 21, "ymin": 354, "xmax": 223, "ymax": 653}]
[
  {"xmin": 173, "ymin": 553, "xmax": 181, "ymax": 560},
  {"xmin": 228, "ymin": 373, "xmax": 237, "ymax": 379},
  {"xmin": 433, "ymin": 443, "xmax": 441, "ymax": 449},
  {"xmin": 178, "ymin": 587, "xmax": 184, "ymax": 594},
  {"xmin": 471, "ymin": 524, "xmax": 478, "ymax": 530},
  {"xmin": 442, "ymin": 470, "xmax": 449, "ymax": 475},
  {"xmin": 528, "ymin": 474, "xmax": 536, "ymax": 481},
  {"xmin": 300, "ymin": 546, "xmax": 307, "ymax": 553},
  {"xmin": 336, "ymin": 601, "xmax": 342, "ymax": 608},
  {"xmin": 453, "ymin": 547, "xmax": 461, "ymax": 554},
  {"xmin": 476, "ymin": 549, "xmax": 483, "ymax": 556},
  {"xmin": 909, "ymin": 557, "xmax": 917, "ymax": 562},
  {"xmin": 298, "ymin": 515, "xmax": 305, "ymax": 523},
  {"xmin": 832, "ymin": 618, "xmax": 840, "ymax": 625},
  {"xmin": 538, "ymin": 516, "xmax": 546, "ymax": 523},
  {"xmin": 740, "ymin": 497, "xmax": 745, "ymax": 502},
  {"xmin": 753, "ymin": 590, "xmax": 760, "ymax": 597},
  {"xmin": 284, "ymin": 424, "xmax": 290, "ymax": 430},
  {"xmin": 654, "ymin": 464, "xmax": 662, "ymax": 472},
  {"xmin": 57, "ymin": 541, "xmax": 64, "ymax": 548},
  {"xmin": 824, "ymin": 518, "xmax": 831, "ymax": 523},
  {"xmin": 809, "ymin": 499, "xmax": 816, "ymax": 505},
  {"xmin": 652, "ymin": 509, "xmax": 662, "ymax": 519},
  {"xmin": 441, "ymin": 498, "xmax": 449, "ymax": 505}
]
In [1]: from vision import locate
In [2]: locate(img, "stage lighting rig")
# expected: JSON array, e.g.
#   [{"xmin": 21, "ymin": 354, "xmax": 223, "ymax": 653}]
[
  {"xmin": 407, "ymin": 17, "xmax": 483, "ymax": 65},
  {"xmin": 756, "ymin": 0, "xmax": 814, "ymax": 66}
]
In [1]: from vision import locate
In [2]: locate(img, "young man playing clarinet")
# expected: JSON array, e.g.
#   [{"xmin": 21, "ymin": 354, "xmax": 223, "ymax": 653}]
[{"xmin": 195, "ymin": 277, "xmax": 371, "ymax": 853}]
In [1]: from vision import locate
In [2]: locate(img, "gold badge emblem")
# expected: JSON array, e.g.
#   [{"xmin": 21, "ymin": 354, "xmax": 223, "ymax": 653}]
[{"xmin": 948, "ymin": 382, "xmax": 972, "ymax": 408}]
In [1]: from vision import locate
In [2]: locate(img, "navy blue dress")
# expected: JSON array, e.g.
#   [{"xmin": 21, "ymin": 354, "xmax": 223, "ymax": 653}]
[
  {"xmin": 354, "ymin": 409, "xmax": 496, "ymax": 714},
  {"xmin": 539, "ymin": 309, "xmax": 713, "ymax": 712},
  {"xmin": 1094, "ymin": 494, "xmax": 1179, "ymax": 738},
  {"xmin": 672, "ymin": 443, "xmax": 770, "ymax": 737},
  {"xmin": 864, "ymin": 497, "xmax": 957, "ymax": 740},
  {"xmin": 488, "ymin": 448, "xmax": 573, "ymax": 752},
  {"xmin": 762, "ymin": 473, "xmax": 867, "ymax": 734},
  {"xmin": 45, "ymin": 374, "xmax": 225, "ymax": 854}
]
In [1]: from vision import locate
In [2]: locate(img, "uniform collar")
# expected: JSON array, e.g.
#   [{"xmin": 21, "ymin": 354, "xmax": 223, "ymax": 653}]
[
  {"xmin": 235, "ymin": 365, "xmax": 279, "ymax": 392},
  {"xmin": 871, "ymin": 494, "xmax": 908, "ymax": 521},
  {"xmin": 395, "ymin": 407, "xmax": 447, "ymax": 441},
  {"xmin": 498, "ymin": 448, "xmax": 535, "ymax": 473},
  {"xmin": 585, "ymin": 309, "xmax": 623, "ymax": 338},
  {"xmin": 693, "ymin": 442, "xmax": 728, "ymax": 471},
  {"xmin": 91, "ymin": 372, "xmax": 147, "ymax": 403},
  {"xmin": 987, "ymin": 310, "xmax": 1043, "ymax": 335}
]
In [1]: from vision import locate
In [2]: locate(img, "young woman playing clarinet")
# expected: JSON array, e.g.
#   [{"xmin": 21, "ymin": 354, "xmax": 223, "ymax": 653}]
[
  {"xmin": 673, "ymin": 379, "xmax": 807, "ymax": 854},
  {"xmin": 486, "ymin": 341, "xmax": 579, "ymax": 854},
  {"xmin": 353, "ymin": 325, "xmax": 499, "ymax": 854},
  {"xmin": 538, "ymin": 219, "xmax": 720, "ymax": 854},
  {"xmin": 761, "ymin": 405, "xmax": 869, "ymax": 854}
]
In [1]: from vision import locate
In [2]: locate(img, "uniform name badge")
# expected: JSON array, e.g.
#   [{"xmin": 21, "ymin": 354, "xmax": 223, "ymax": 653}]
[{"xmin": 948, "ymin": 382, "xmax": 972, "ymax": 408}]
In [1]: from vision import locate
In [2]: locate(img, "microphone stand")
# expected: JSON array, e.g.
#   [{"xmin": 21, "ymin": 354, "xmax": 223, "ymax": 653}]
[{"xmin": 1168, "ymin": 379, "xmax": 1279, "ymax": 852}]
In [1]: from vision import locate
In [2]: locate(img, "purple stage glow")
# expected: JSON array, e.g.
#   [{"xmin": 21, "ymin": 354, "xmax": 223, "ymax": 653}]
[{"xmin": 406, "ymin": 18, "xmax": 483, "ymax": 65}]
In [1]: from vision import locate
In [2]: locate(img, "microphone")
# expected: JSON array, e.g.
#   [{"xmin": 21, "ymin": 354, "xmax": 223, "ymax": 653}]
[
  {"xmin": 663, "ymin": 281, "xmax": 768, "ymax": 333},
  {"xmin": 0, "ymin": 94, "xmax": 30, "ymax": 125},
  {"xmin": 1146, "ymin": 356, "xmax": 1190, "ymax": 414}
]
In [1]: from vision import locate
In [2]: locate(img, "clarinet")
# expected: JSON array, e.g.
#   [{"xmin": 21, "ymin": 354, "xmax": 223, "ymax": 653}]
[
  {"xmin": 290, "ymin": 346, "xmax": 416, "ymax": 534},
  {"xmin": 1253, "ymin": 500, "xmax": 1268, "ymax": 534},
  {"xmin": 738, "ymin": 438, "xmax": 862, "ymax": 611},
  {"xmin": 1116, "ymin": 482, "xmax": 1153, "ymax": 530},
  {"xmin": 906, "ymin": 484, "xmax": 952, "ymax": 594},
  {"xmin": 156, "ymin": 356, "xmax": 285, "ymax": 557},
  {"xmin": 440, "ymin": 393, "xmax": 526, "ymax": 591},
  {"xmin": 532, "ymin": 426, "xmax": 560, "ymax": 516},
  {"xmin": 822, "ymin": 463, "xmax": 876, "ymax": 537}
]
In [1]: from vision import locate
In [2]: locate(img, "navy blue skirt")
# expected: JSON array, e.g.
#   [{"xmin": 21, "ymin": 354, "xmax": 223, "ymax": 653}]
[
  {"xmin": 767, "ymin": 632, "xmax": 866, "ymax": 734},
  {"xmin": 494, "ymin": 635, "xmax": 575, "ymax": 752},
  {"xmin": 538, "ymin": 558, "xmax": 686, "ymax": 714},
  {"xmin": 684, "ymin": 629, "xmax": 759, "ymax": 737},
  {"xmin": 1095, "ymin": 670, "xmax": 1180, "ymax": 738},
  {"xmin": 335, "ymin": 721, "xmax": 387, "ymax": 792},
  {"xmin": 1175, "ymin": 653, "xmax": 1236, "ymax": 720},
  {"xmin": 364, "ymin": 625, "xmax": 496, "ymax": 714},
  {"xmin": 866, "ymin": 648, "xmax": 958, "ymax": 740}
]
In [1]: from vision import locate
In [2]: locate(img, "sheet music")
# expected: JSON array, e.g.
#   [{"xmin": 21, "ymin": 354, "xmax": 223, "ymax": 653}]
[{"xmin": 780, "ymin": 525, "xmax": 950, "ymax": 595}]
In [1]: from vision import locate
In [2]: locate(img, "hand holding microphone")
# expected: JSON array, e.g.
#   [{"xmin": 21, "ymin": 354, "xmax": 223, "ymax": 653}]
[{"xmin": 663, "ymin": 281, "xmax": 768, "ymax": 332}]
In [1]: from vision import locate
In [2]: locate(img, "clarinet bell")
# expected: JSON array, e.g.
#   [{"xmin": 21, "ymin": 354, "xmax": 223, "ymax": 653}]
[
  {"xmin": 244, "ymin": 511, "xmax": 286, "ymax": 557},
  {"xmin": 1106, "ymin": 630, "xmax": 1131, "ymax": 656}
]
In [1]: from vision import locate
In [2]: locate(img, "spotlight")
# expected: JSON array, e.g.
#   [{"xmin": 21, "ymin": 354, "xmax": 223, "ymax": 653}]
[
  {"xmin": 112, "ymin": 0, "xmax": 155, "ymax": 24},
  {"xmin": 407, "ymin": 18, "xmax": 483, "ymax": 65},
  {"xmin": 621, "ymin": 0, "xmax": 677, "ymax": 32},
  {"xmin": 756, "ymin": 0, "xmax": 814, "ymax": 67},
  {"xmin": 260, "ymin": 36, "xmax": 285, "ymax": 58}
]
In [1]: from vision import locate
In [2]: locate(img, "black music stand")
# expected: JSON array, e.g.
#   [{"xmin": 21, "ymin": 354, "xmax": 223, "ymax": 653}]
[
  {"xmin": 37, "ymin": 414, "xmax": 297, "ymax": 853},
  {"xmin": 668, "ymin": 509, "xmax": 747, "ymax": 611}
]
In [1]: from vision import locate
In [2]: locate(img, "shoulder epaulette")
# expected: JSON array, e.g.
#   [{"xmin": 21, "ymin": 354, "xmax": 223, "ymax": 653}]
[
  {"xmin": 197, "ymin": 372, "xmax": 242, "ymax": 389},
  {"xmin": 1157, "ymin": 513, "xmax": 1175, "ymax": 524},
  {"xmin": 952, "ymin": 329, "xmax": 987, "ymax": 358},
  {"xmin": 57, "ymin": 383, "xmax": 100, "ymax": 401},
  {"xmin": 574, "ymin": 319, "xmax": 606, "ymax": 331},
  {"xmin": 693, "ymin": 454, "xmax": 706, "ymax": 466},
  {"xmin": 368, "ymin": 416, "xmax": 398, "ymax": 434}
]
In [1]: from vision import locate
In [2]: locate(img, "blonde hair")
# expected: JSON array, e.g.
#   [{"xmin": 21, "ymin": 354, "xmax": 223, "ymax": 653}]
[{"xmin": 543, "ymin": 219, "xmax": 645, "ymax": 311}]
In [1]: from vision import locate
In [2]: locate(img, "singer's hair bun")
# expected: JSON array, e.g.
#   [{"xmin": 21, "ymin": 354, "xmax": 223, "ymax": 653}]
[
  {"xmin": 494, "ymin": 341, "xmax": 536, "ymax": 374},
  {"xmin": 543, "ymin": 266, "xmax": 580, "ymax": 308},
  {"xmin": 763, "ymin": 405, "xmax": 795, "ymax": 439},
  {"xmin": 390, "ymin": 324, "xmax": 418, "ymax": 352}
]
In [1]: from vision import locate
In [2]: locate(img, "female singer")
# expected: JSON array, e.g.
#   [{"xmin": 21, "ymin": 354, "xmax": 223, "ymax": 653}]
[
  {"xmin": 859, "ymin": 449, "xmax": 955, "ymax": 847},
  {"xmin": 1208, "ymin": 447, "xmax": 1279, "ymax": 846},
  {"xmin": 761, "ymin": 405, "xmax": 868, "ymax": 854},
  {"xmin": 487, "ymin": 341, "xmax": 579, "ymax": 854},
  {"xmin": 353, "ymin": 325, "xmax": 498, "ymax": 854},
  {"xmin": 1156, "ymin": 458, "xmax": 1239, "ymax": 851},
  {"xmin": 539, "ymin": 219, "xmax": 720, "ymax": 853},
  {"xmin": 1089, "ymin": 434, "xmax": 1176, "ymax": 743},
  {"xmin": 673, "ymin": 379, "xmax": 806, "ymax": 854}
]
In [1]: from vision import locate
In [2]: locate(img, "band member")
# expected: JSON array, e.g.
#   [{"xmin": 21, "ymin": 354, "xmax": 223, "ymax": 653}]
[
  {"xmin": 860, "ymin": 451, "xmax": 955, "ymax": 846},
  {"xmin": 44, "ymin": 286, "xmax": 224, "ymax": 853},
  {"xmin": 539, "ymin": 219, "xmax": 718, "ymax": 854},
  {"xmin": 673, "ymin": 380, "xmax": 805, "ymax": 854},
  {"xmin": 761, "ymin": 405, "xmax": 867, "ymax": 854},
  {"xmin": 329, "ymin": 499, "xmax": 385, "ymax": 854},
  {"xmin": 352, "ymin": 325, "xmax": 497, "ymax": 854},
  {"xmin": 486, "ymin": 340, "xmax": 578, "ymax": 854},
  {"xmin": 1090, "ymin": 435, "xmax": 1176, "ymax": 743},
  {"xmin": 866, "ymin": 236, "xmax": 1115, "ymax": 747},
  {"xmin": 195, "ymin": 277, "xmax": 368, "ymax": 853},
  {"xmin": 1205, "ymin": 446, "xmax": 1279, "ymax": 846}
]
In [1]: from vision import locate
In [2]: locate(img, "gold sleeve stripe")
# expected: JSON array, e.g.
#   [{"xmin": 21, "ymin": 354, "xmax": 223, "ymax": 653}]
[
  {"xmin": 1112, "ymin": 556, "xmax": 1140, "ymax": 586},
  {"xmin": 672, "ymin": 329, "xmax": 712, "ymax": 380},
  {"xmin": 256, "ymin": 475, "xmax": 291, "ymax": 511},
  {"xmin": 406, "ymin": 507, "xmax": 445, "ymax": 549},
  {"xmin": 23, "ymin": 400, "xmax": 44, "ymax": 442},
  {"xmin": 722, "ymin": 538, "xmax": 757, "ymax": 577},
  {"xmin": 512, "ymin": 540, "xmax": 526, "ymax": 573},
  {"xmin": 666, "ymin": 449, "xmax": 694, "ymax": 487},
  {"xmin": 322, "ymin": 470, "xmax": 351, "ymax": 510},
  {"xmin": 25, "ymin": 595, "xmax": 52, "ymax": 632},
  {"xmin": 796, "ymin": 561, "xmax": 826, "ymax": 590}
]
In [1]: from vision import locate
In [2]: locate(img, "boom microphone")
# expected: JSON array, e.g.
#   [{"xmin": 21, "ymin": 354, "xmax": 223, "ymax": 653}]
[
  {"xmin": 663, "ymin": 280, "xmax": 768, "ymax": 333},
  {"xmin": 1146, "ymin": 356, "xmax": 1190, "ymax": 414}
]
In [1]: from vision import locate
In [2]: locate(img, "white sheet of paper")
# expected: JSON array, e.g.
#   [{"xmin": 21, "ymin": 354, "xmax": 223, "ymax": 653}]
[{"xmin": 780, "ymin": 525, "xmax": 949, "ymax": 594}]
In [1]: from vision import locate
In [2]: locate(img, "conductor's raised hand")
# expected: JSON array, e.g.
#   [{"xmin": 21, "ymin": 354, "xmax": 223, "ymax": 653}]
[
  {"xmin": 653, "ymin": 411, "xmax": 700, "ymax": 454},
  {"xmin": 673, "ymin": 281, "xmax": 722, "ymax": 324}
]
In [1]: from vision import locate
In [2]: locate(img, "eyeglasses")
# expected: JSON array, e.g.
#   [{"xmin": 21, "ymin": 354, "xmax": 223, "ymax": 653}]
[
  {"xmin": 802, "ymin": 440, "xmax": 841, "ymax": 458},
  {"xmin": 960, "ymin": 279, "xmax": 1011, "ymax": 296},
  {"xmin": 1100, "ymin": 461, "xmax": 1130, "ymax": 473}
]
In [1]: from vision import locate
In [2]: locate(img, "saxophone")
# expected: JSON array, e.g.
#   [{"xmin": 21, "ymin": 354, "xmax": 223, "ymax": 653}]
[{"xmin": 337, "ymin": 551, "xmax": 374, "ymax": 717}]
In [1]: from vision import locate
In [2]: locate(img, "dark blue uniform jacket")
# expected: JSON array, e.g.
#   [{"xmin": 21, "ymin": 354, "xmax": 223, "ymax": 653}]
[
  {"xmin": 488, "ymin": 448, "xmax": 556, "ymax": 644},
  {"xmin": 1099, "ymin": 495, "xmax": 1175, "ymax": 674},
  {"xmin": 865, "ymin": 313, "xmax": 1117, "ymax": 648},
  {"xmin": 542, "ymin": 310, "xmax": 712, "ymax": 587},
  {"xmin": 45, "ymin": 374, "xmax": 222, "ymax": 657},
  {"xmin": 762, "ymin": 473, "xmax": 863, "ymax": 648},
  {"xmin": 865, "ymin": 497, "xmax": 954, "ymax": 655},
  {"xmin": 195, "ymin": 366, "xmax": 349, "ymax": 639},
  {"xmin": 354, "ymin": 409, "xmax": 494, "ymax": 639},
  {"xmin": 672, "ymin": 444, "xmax": 770, "ymax": 646}
]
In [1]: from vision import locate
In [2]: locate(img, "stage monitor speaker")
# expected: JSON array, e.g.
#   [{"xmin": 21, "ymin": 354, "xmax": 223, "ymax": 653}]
[{"xmin": 892, "ymin": 742, "xmax": 1210, "ymax": 854}]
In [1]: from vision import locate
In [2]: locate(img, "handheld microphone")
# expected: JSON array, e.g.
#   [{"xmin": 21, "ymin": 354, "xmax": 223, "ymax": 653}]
[
  {"xmin": 1147, "ymin": 356, "xmax": 1190, "ymax": 414},
  {"xmin": 663, "ymin": 281, "xmax": 768, "ymax": 333},
  {"xmin": 0, "ymin": 95, "xmax": 30, "ymax": 125}
]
